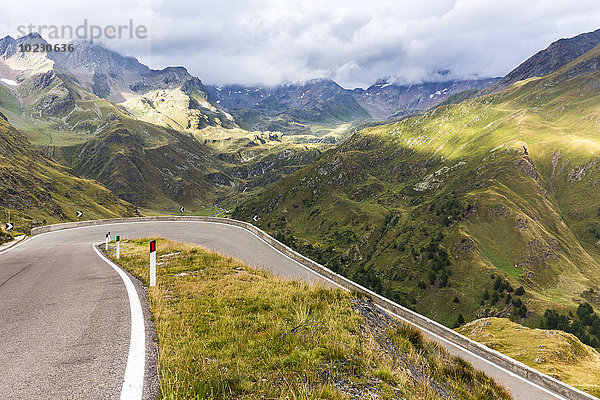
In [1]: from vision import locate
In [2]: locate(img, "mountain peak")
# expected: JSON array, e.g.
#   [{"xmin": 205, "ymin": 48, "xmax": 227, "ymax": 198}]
[
  {"xmin": 487, "ymin": 27, "xmax": 600, "ymax": 92},
  {"xmin": 24, "ymin": 32, "xmax": 42, "ymax": 39}
]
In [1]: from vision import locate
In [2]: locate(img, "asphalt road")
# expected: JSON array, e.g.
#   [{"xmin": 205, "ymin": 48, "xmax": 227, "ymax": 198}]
[{"xmin": 0, "ymin": 220, "xmax": 574, "ymax": 399}]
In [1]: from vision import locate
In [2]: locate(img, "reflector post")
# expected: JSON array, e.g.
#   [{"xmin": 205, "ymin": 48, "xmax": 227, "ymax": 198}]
[{"xmin": 149, "ymin": 240, "xmax": 156, "ymax": 287}]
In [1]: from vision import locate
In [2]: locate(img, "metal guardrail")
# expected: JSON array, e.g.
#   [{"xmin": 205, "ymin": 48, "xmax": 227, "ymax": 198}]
[{"xmin": 31, "ymin": 216, "xmax": 597, "ymax": 400}]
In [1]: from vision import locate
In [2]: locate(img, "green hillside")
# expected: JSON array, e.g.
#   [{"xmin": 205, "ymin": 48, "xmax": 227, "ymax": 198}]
[
  {"xmin": 52, "ymin": 120, "xmax": 229, "ymax": 211},
  {"xmin": 234, "ymin": 43, "xmax": 600, "ymax": 328},
  {"xmin": 0, "ymin": 112, "xmax": 136, "ymax": 242},
  {"xmin": 457, "ymin": 317, "xmax": 600, "ymax": 396}
]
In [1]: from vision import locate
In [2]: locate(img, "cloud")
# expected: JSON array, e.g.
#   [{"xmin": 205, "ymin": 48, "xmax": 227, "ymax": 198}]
[{"xmin": 5, "ymin": 0, "xmax": 600, "ymax": 88}]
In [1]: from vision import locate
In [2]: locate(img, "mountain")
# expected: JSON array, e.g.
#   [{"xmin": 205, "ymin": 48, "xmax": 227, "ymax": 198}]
[
  {"xmin": 206, "ymin": 79, "xmax": 370, "ymax": 135},
  {"xmin": 0, "ymin": 34, "xmax": 236, "ymax": 210},
  {"xmin": 53, "ymin": 120, "xmax": 231, "ymax": 210},
  {"xmin": 351, "ymin": 77, "xmax": 500, "ymax": 119},
  {"xmin": 233, "ymin": 41, "xmax": 600, "ymax": 329},
  {"xmin": 485, "ymin": 28, "xmax": 600, "ymax": 93},
  {"xmin": 0, "ymin": 34, "xmax": 236, "ymax": 143},
  {"xmin": 0, "ymin": 110, "xmax": 136, "ymax": 242}
]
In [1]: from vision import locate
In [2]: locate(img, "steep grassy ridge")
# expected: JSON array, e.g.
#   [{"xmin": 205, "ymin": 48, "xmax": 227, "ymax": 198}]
[
  {"xmin": 53, "ymin": 120, "xmax": 227, "ymax": 210},
  {"xmin": 0, "ymin": 112, "xmax": 136, "ymax": 240},
  {"xmin": 234, "ymin": 44, "xmax": 600, "ymax": 328}
]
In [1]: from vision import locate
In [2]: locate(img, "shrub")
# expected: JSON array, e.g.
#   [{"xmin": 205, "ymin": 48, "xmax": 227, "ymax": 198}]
[
  {"xmin": 515, "ymin": 286, "xmax": 525, "ymax": 296},
  {"xmin": 512, "ymin": 298, "xmax": 522, "ymax": 308}
]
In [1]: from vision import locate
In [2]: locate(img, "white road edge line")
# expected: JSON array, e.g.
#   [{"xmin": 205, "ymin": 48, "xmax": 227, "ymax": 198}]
[
  {"xmin": 0, "ymin": 236, "xmax": 29, "ymax": 256},
  {"xmin": 22, "ymin": 220, "xmax": 575, "ymax": 399},
  {"xmin": 93, "ymin": 243, "xmax": 145, "ymax": 400}
]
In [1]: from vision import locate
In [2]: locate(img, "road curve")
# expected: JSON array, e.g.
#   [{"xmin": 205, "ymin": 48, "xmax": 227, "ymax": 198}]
[{"xmin": 0, "ymin": 220, "xmax": 581, "ymax": 399}]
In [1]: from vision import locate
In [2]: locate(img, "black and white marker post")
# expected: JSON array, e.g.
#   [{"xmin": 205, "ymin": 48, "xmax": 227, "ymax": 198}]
[
  {"xmin": 149, "ymin": 240, "xmax": 157, "ymax": 287},
  {"xmin": 116, "ymin": 235, "xmax": 121, "ymax": 259},
  {"xmin": 105, "ymin": 233, "xmax": 109, "ymax": 251}
]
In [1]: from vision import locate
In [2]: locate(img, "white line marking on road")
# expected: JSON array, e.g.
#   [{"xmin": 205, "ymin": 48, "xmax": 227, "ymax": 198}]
[
  {"xmin": 0, "ymin": 236, "xmax": 29, "ymax": 256},
  {"xmin": 93, "ymin": 243, "xmax": 145, "ymax": 400}
]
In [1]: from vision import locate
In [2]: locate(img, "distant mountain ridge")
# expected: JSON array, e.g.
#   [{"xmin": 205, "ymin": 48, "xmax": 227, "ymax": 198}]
[
  {"xmin": 207, "ymin": 77, "xmax": 500, "ymax": 123},
  {"xmin": 0, "ymin": 34, "xmax": 235, "ymax": 133},
  {"xmin": 351, "ymin": 77, "xmax": 500, "ymax": 119},
  {"xmin": 206, "ymin": 79, "xmax": 371, "ymax": 134}
]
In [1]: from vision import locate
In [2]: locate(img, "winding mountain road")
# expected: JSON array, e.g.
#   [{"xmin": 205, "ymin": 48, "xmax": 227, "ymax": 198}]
[{"xmin": 0, "ymin": 220, "xmax": 588, "ymax": 399}]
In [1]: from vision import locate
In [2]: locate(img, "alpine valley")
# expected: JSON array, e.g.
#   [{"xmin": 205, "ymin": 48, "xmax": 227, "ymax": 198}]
[{"xmin": 4, "ymin": 28, "xmax": 600, "ymax": 395}]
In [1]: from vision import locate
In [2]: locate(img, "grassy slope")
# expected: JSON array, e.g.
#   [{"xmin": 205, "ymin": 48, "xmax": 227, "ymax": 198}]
[
  {"xmin": 233, "ymin": 44, "xmax": 600, "ymax": 328},
  {"xmin": 109, "ymin": 238, "xmax": 510, "ymax": 399},
  {"xmin": 53, "ymin": 120, "xmax": 229, "ymax": 211},
  {"xmin": 457, "ymin": 317, "xmax": 600, "ymax": 397},
  {"xmin": 0, "ymin": 112, "xmax": 136, "ymax": 240}
]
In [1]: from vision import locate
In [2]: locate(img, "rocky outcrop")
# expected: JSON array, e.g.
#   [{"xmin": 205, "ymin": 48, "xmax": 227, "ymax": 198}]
[
  {"xmin": 566, "ymin": 158, "xmax": 598, "ymax": 182},
  {"xmin": 550, "ymin": 150, "xmax": 561, "ymax": 194}
]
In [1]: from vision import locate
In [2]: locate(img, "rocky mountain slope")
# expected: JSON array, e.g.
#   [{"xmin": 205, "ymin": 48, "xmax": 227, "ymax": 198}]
[
  {"xmin": 207, "ymin": 79, "xmax": 370, "ymax": 136},
  {"xmin": 0, "ymin": 111, "xmax": 136, "ymax": 240},
  {"xmin": 0, "ymin": 34, "xmax": 235, "ymax": 144},
  {"xmin": 485, "ymin": 28, "xmax": 600, "ymax": 93},
  {"xmin": 351, "ymin": 77, "xmax": 499, "ymax": 119},
  {"xmin": 233, "ymin": 41, "xmax": 600, "ymax": 329}
]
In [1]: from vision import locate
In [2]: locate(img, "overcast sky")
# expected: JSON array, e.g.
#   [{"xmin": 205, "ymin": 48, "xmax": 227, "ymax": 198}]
[{"xmin": 4, "ymin": 0, "xmax": 600, "ymax": 88}]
